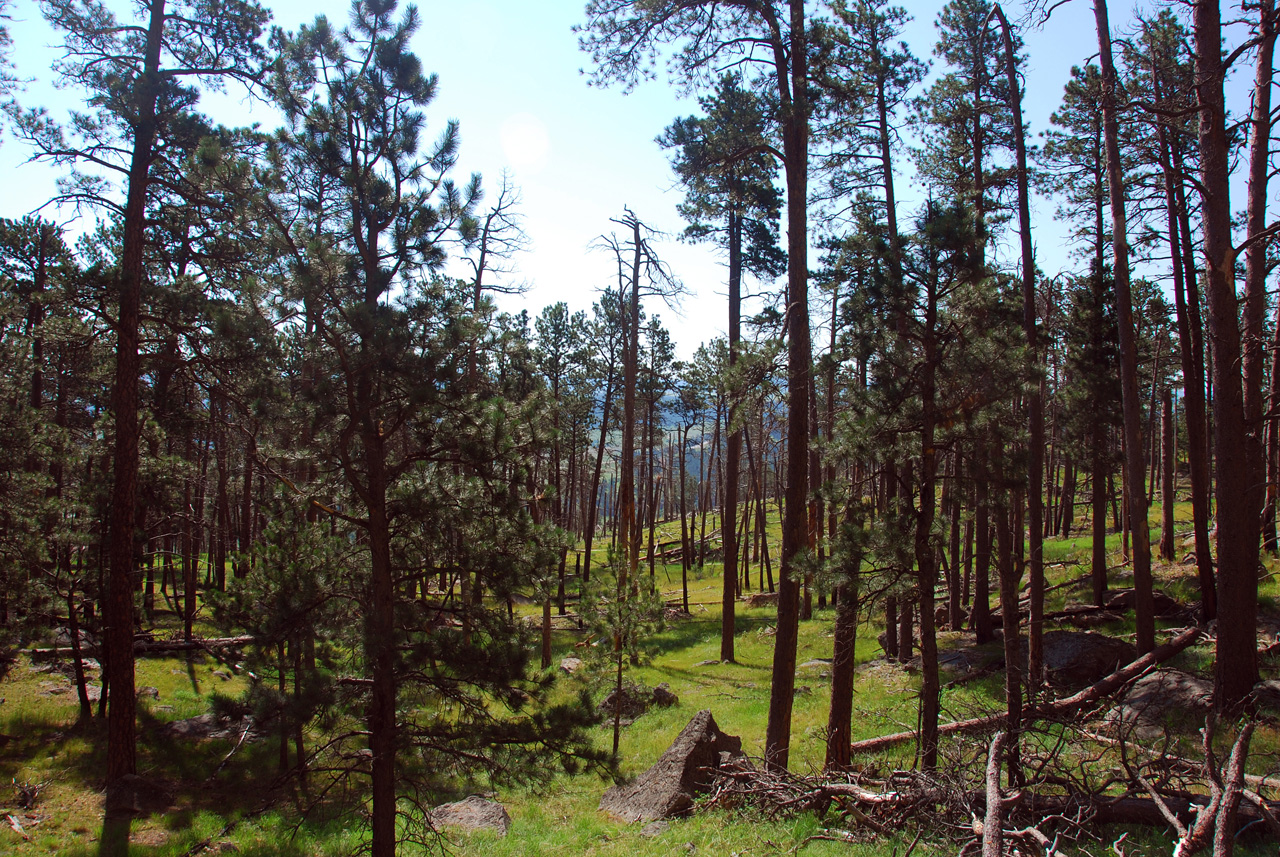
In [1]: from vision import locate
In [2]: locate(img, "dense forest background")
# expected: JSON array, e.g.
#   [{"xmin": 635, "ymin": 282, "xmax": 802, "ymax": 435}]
[{"xmin": 2, "ymin": 0, "xmax": 1280, "ymax": 854}]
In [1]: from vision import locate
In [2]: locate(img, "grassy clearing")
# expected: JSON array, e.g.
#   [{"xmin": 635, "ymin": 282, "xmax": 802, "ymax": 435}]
[{"xmin": 1, "ymin": 501, "xmax": 1277, "ymax": 854}]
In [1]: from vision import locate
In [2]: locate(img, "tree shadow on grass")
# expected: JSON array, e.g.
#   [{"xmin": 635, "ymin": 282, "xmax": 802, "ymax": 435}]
[{"xmin": 1, "ymin": 702, "xmax": 341, "ymax": 856}]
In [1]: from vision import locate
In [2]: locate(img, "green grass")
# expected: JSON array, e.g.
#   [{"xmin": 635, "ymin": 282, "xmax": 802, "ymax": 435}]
[{"xmin": 3, "ymin": 496, "xmax": 1278, "ymax": 855}]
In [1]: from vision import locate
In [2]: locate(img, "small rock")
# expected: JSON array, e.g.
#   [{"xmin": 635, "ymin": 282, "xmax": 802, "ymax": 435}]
[
  {"xmin": 559, "ymin": 657, "xmax": 583, "ymax": 675},
  {"xmin": 137, "ymin": 686, "xmax": 160, "ymax": 700},
  {"xmin": 38, "ymin": 681, "xmax": 69, "ymax": 696},
  {"xmin": 651, "ymin": 683, "xmax": 678, "ymax": 708},
  {"xmin": 640, "ymin": 820, "xmax": 670, "ymax": 837},
  {"xmin": 156, "ymin": 705, "xmax": 174, "ymax": 713},
  {"xmin": 429, "ymin": 795, "xmax": 511, "ymax": 836},
  {"xmin": 694, "ymin": 660, "xmax": 720, "ymax": 668},
  {"xmin": 600, "ymin": 683, "xmax": 651, "ymax": 723},
  {"xmin": 800, "ymin": 659, "xmax": 832, "ymax": 669}
]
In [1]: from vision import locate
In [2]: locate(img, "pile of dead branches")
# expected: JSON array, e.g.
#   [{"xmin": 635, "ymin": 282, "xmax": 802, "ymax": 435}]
[{"xmin": 698, "ymin": 713, "xmax": 1280, "ymax": 856}]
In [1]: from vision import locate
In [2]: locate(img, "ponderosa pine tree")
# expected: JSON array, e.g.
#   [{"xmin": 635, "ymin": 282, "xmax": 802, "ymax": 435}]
[
  {"xmin": 11, "ymin": 0, "xmax": 269, "ymax": 797},
  {"xmin": 659, "ymin": 74, "xmax": 783, "ymax": 661},
  {"xmin": 273, "ymin": 4, "xmax": 600, "ymax": 849},
  {"xmin": 1192, "ymin": 0, "xmax": 1259, "ymax": 709},
  {"xmin": 1127, "ymin": 13, "xmax": 1212, "ymax": 610},
  {"xmin": 1090, "ymin": 0, "xmax": 1157, "ymax": 658},
  {"xmin": 582, "ymin": 0, "xmax": 813, "ymax": 770}
]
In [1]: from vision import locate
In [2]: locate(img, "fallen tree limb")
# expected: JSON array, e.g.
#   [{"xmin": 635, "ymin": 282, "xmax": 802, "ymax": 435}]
[
  {"xmin": 30, "ymin": 636, "xmax": 257, "ymax": 661},
  {"xmin": 849, "ymin": 625, "xmax": 1204, "ymax": 755}
]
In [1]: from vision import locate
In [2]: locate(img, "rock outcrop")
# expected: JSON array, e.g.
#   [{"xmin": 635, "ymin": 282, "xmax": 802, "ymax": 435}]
[{"xmin": 599, "ymin": 710, "xmax": 743, "ymax": 823}]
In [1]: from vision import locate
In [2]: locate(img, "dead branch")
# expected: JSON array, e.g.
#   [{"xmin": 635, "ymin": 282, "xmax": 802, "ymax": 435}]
[
  {"xmin": 850, "ymin": 625, "xmax": 1204, "ymax": 755},
  {"xmin": 983, "ymin": 731, "xmax": 1009, "ymax": 857}
]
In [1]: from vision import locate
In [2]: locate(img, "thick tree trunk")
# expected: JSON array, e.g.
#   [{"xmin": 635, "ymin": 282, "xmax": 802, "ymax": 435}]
[
  {"xmin": 1196, "ymin": 0, "xmax": 1260, "ymax": 709},
  {"xmin": 764, "ymin": 0, "xmax": 810, "ymax": 772},
  {"xmin": 105, "ymin": 0, "xmax": 167, "ymax": 789}
]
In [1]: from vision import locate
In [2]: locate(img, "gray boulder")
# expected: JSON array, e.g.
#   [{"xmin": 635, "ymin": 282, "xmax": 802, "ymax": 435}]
[
  {"xmin": 429, "ymin": 795, "xmax": 511, "ymax": 836},
  {"xmin": 599, "ymin": 710, "xmax": 743, "ymax": 823},
  {"xmin": 1108, "ymin": 669, "xmax": 1213, "ymax": 738},
  {"xmin": 1042, "ymin": 630, "xmax": 1136, "ymax": 688},
  {"xmin": 1105, "ymin": 588, "xmax": 1184, "ymax": 617}
]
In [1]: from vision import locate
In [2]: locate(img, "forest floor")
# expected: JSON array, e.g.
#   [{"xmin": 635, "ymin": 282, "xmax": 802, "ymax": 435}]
[{"xmin": 1, "ymin": 503, "xmax": 1278, "ymax": 855}]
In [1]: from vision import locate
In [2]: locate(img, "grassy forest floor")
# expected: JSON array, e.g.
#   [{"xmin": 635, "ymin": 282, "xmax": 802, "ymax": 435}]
[{"xmin": 2, "ymin": 500, "xmax": 1279, "ymax": 855}]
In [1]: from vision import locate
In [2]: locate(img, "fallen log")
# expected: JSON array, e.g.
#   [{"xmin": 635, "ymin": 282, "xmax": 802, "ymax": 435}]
[
  {"xmin": 849, "ymin": 625, "xmax": 1204, "ymax": 755},
  {"xmin": 30, "ymin": 636, "xmax": 257, "ymax": 661}
]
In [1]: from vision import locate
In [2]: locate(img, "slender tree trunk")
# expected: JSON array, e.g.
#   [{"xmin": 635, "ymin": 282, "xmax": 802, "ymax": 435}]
[
  {"xmin": 1161, "ymin": 389, "xmax": 1176, "ymax": 560},
  {"xmin": 699, "ymin": 403, "xmax": 721, "ymax": 568},
  {"xmin": 583, "ymin": 378, "xmax": 615, "ymax": 584},
  {"xmin": 989, "ymin": 2, "xmax": 1043, "ymax": 692},
  {"xmin": 916, "ymin": 307, "xmax": 940, "ymax": 770},
  {"xmin": 680, "ymin": 424, "xmax": 691, "ymax": 612},
  {"xmin": 1093, "ymin": 0, "xmax": 1155, "ymax": 654},
  {"xmin": 995, "ymin": 500, "xmax": 1022, "ymax": 778},
  {"xmin": 1242, "ymin": 0, "xmax": 1275, "ymax": 561},
  {"xmin": 824, "ymin": 528, "xmax": 860, "ymax": 772},
  {"xmin": 1093, "ymin": 424, "xmax": 1109, "ymax": 606},
  {"xmin": 1266, "ymin": 311, "xmax": 1280, "ymax": 555},
  {"xmin": 722, "ymin": 210, "xmax": 743, "ymax": 659},
  {"xmin": 365, "ymin": 449, "xmax": 396, "ymax": 857},
  {"xmin": 973, "ymin": 453, "xmax": 994, "ymax": 644},
  {"xmin": 884, "ymin": 595, "xmax": 899, "ymax": 660}
]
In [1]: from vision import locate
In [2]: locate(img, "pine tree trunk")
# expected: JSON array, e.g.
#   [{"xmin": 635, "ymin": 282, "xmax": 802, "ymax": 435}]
[
  {"xmin": 1196, "ymin": 0, "xmax": 1259, "ymax": 707},
  {"xmin": 105, "ymin": 0, "xmax": 168, "ymax": 790},
  {"xmin": 764, "ymin": 0, "xmax": 810, "ymax": 772},
  {"xmin": 1094, "ymin": 0, "xmax": 1155, "ymax": 655},
  {"xmin": 1161, "ymin": 389, "xmax": 1176, "ymax": 560},
  {"xmin": 582, "ymin": 377, "xmax": 615, "ymax": 584}
]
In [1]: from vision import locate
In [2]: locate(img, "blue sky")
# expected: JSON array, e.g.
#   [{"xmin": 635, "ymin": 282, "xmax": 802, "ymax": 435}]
[{"xmin": 0, "ymin": 0, "xmax": 1259, "ymax": 358}]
